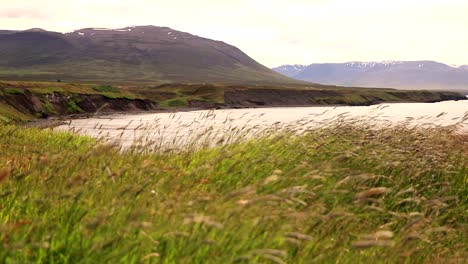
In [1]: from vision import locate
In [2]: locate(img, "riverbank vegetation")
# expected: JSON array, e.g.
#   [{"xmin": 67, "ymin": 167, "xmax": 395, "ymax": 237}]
[
  {"xmin": 0, "ymin": 121, "xmax": 466, "ymax": 263},
  {"xmin": 0, "ymin": 80, "xmax": 466, "ymax": 123}
]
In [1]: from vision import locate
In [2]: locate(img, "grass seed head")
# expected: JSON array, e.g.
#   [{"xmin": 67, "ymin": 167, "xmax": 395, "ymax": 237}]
[
  {"xmin": 352, "ymin": 240, "xmax": 394, "ymax": 249},
  {"xmin": 355, "ymin": 187, "xmax": 391, "ymax": 200},
  {"xmin": 0, "ymin": 168, "xmax": 10, "ymax": 183}
]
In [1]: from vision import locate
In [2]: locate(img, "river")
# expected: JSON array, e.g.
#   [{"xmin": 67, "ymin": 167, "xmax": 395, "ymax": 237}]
[{"xmin": 56, "ymin": 100, "xmax": 468, "ymax": 150}]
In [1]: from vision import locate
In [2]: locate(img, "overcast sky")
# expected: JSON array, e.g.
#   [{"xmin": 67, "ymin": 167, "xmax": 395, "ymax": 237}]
[{"xmin": 1, "ymin": 0, "xmax": 467, "ymax": 67}]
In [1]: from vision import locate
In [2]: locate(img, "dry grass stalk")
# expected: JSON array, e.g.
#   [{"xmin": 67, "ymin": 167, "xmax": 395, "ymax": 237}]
[
  {"xmin": 353, "ymin": 230, "xmax": 395, "ymax": 248},
  {"xmin": 284, "ymin": 232, "xmax": 313, "ymax": 241},
  {"xmin": 163, "ymin": 231, "xmax": 190, "ymax": 238},
  {"xmin": 250, "ymin": 249, "xmax": 288, "ymax": 258},
  {"xmin": 364, "ymin": 230, "xmax": 394, "ymax": 240},
  {"xmin": 355, "ymin": 187, "xmax": 391, "ymax": 200},
  {"xmin": 141, "ymin": 253, "xmax": 160, "ymax": 260},
  {"xmin": 183, "ymin": 214, "xmax": 224, "ymax": 229},
  {"xmin": 261, "ymin": 254, "xmax": 287, "ymax": 264},
  {"xmin": 395, "ymin": 186, "xmax": 416, "ymax": 197},
  {"xmin": 0, "ymin": 168, "xmax": 10, "ymax": 183},
  {"xmin": 352, "ymin": 240, "xmax": 393, "ymax": 248}
]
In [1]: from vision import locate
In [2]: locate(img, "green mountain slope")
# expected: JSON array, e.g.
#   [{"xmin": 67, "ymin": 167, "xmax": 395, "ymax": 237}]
[{"xmin": 0, "ymin": 26, "xmax": 298, "ymax": 84}]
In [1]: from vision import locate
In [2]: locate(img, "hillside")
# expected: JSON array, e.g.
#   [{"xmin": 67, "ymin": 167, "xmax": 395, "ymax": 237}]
[
  {"xmin": 0, "ymin": 26, "xmax": 296, "ymax": 84},
  {"xmin": 273, "ymin": 61, "xmax": 468, "ymax": 91}
]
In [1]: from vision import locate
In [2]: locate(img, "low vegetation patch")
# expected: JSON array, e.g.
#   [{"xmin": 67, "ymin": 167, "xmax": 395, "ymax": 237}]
[
  {"xmin": 0, "ymin": 122, "xmax": 466, "ymax": 263},
  {"xmin": 4, "ymin": 88, "xmax": 25, "ymax": 95},
  {"xmin": 41, "ymin": 101, "xmax": 58, "ymax": 115},
  {"xmin": 0, "ymin": 103, "xmax": 31, "ymax": 123},
  {"xmin": 92, "ymin": 85, "xmax": 121, "ymax": 94},
  {"xmin": 66, "ymin": 99, "xmax": 84, "ymax": 113},
  {"xmin": 162, "ymin": 98, "xmax": 188, "ymax": 108},
  {"xmin": 28, "ymin": 87, "xmax": 66, "ymax": 94},
  {"xmin": 0, "ymin": 81, "xmax": 466, "ymax": 120}
]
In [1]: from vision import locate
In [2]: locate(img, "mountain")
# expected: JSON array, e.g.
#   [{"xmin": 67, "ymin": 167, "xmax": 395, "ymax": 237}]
[
  {"xmin": 0, "ymin": 30, "xmax": 19, "ymax": 35},
  {"xmin": 272, "ymin": 64, "xmax": 307, "ymax": 78},
  {"xmin": 0, "ymin": 26, "xmax": 296, "ymax": 84},
  {"xmin": 273, "ymin": 61, "xmax": 468, "ymax": 90}
]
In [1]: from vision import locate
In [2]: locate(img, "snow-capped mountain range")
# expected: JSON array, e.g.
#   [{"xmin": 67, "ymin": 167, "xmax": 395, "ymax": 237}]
[{"xmin": 273, "ymin": 61, "xmax": 468, "ymax": 91}]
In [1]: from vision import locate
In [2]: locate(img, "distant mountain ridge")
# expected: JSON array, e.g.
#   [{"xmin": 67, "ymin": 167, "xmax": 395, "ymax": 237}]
[
  {"xmin": 0, "ymin": 26, "xmax": 296, "ymax": 84},
  {"xmin": 273, "ymin": 61, "xmax": 468, "ymax": 91},
  {"xmin": 273, "ymin": 64, "xmax": 307, "ymax": 77}
]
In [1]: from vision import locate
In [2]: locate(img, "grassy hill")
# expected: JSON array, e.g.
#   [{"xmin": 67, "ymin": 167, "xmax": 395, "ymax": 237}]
[{"xmin": 0, "ymin": 26, "xmax": 298, "ymax": 85}]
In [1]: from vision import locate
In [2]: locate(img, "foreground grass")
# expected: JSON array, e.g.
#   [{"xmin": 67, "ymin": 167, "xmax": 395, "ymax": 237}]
[{"xmin": 0, "ymin": 124, "xmax": 466, "ymax": 263}]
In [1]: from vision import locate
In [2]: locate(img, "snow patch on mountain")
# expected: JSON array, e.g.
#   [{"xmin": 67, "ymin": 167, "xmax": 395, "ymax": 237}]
[{"xmin": 272, "ymin": 60, "xmax": 468, "ymax": 90}]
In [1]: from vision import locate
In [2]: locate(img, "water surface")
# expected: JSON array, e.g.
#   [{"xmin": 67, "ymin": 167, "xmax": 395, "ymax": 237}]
[{"xmin": 56, "ymin": 100, "xmax": 468, "ymax": 149}]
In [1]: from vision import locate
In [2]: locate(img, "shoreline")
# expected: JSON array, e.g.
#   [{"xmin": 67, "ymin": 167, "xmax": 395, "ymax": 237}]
[
  {"xmin": 26, "ymin": 99, "xmax": 468, "ymax": 128},
  {"xmin": 2, "ymin": 80, "xmax": 466, "ymax": 125}
]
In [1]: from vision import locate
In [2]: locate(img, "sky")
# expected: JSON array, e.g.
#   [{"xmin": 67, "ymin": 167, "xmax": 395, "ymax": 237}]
[{"xmin": 1, "ymin": 0, "xmax": 468, "ymax": 67}]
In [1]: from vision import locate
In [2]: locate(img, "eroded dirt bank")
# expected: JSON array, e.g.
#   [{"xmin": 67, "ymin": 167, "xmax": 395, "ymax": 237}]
[
  {"xmin": 224, "ymin": 88, "xmax": 467, "ymax": 107},
  {"xmin": 0, "ymin": 81, "xmax": 466, "ymax": 123},
  {"xmin": 1, "ymin": 90, "xmax": 158, "ymax": 119}
]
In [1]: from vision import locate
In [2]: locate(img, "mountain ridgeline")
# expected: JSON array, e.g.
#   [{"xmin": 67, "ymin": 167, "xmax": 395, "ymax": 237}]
[
  {"xmin": 0, "ymin": 26, "xmax": 295, "ymax": 84},
  {"xmin": 273, "ymin": 61, "xmax": 468, "ymax": 91}
]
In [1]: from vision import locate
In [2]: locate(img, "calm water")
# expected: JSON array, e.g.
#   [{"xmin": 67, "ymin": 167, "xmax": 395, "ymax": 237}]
[{"xmin": 56, "ymin": 100, "xmax": 468, "ymax": 149}]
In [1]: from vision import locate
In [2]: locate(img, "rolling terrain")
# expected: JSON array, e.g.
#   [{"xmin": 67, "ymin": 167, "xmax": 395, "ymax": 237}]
[
  {"xmin": 0, "ymin": 26, "xmax": 296, "ymax": 84},
  {"xmin": 274, "ymin": 61, "xmax": 468, "ymax": 91}
]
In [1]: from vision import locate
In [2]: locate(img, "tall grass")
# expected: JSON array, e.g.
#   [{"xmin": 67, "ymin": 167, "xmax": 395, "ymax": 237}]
[{"xmin": 0, "ymin": 119, "xmax": 466, "ymax": 263}]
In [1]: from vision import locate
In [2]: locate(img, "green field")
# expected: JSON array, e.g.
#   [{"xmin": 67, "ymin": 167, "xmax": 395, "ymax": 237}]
[{"xmin": 0, "ymin": 122, "xmax": 466, "ymax": 263}]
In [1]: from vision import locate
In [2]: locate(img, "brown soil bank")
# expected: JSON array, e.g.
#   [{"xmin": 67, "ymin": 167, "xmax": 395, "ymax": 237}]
[
  {"xmin": 0, "ymin": 81, "xmax": 466, "ymax": 123},
  {"xmin": 224, "ymin": 88, "xmax": 466, "ymax": 107},
  {"xmin": 0, "ymin": 90, "xmax": 157, "ymax": 119}
]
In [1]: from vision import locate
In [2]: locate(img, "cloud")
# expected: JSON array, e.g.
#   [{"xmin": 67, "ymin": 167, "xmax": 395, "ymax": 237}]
[
  {"xmin": 1, "ymin": 0, "xmax": 467, "ymax": 66},
  {"xmin": 0, "ymin": 8, "xmax": 44, "ymax": 19},
  {"xmin": 288, "ymin": 40, "xmax": 302, "ymax": 45}
]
